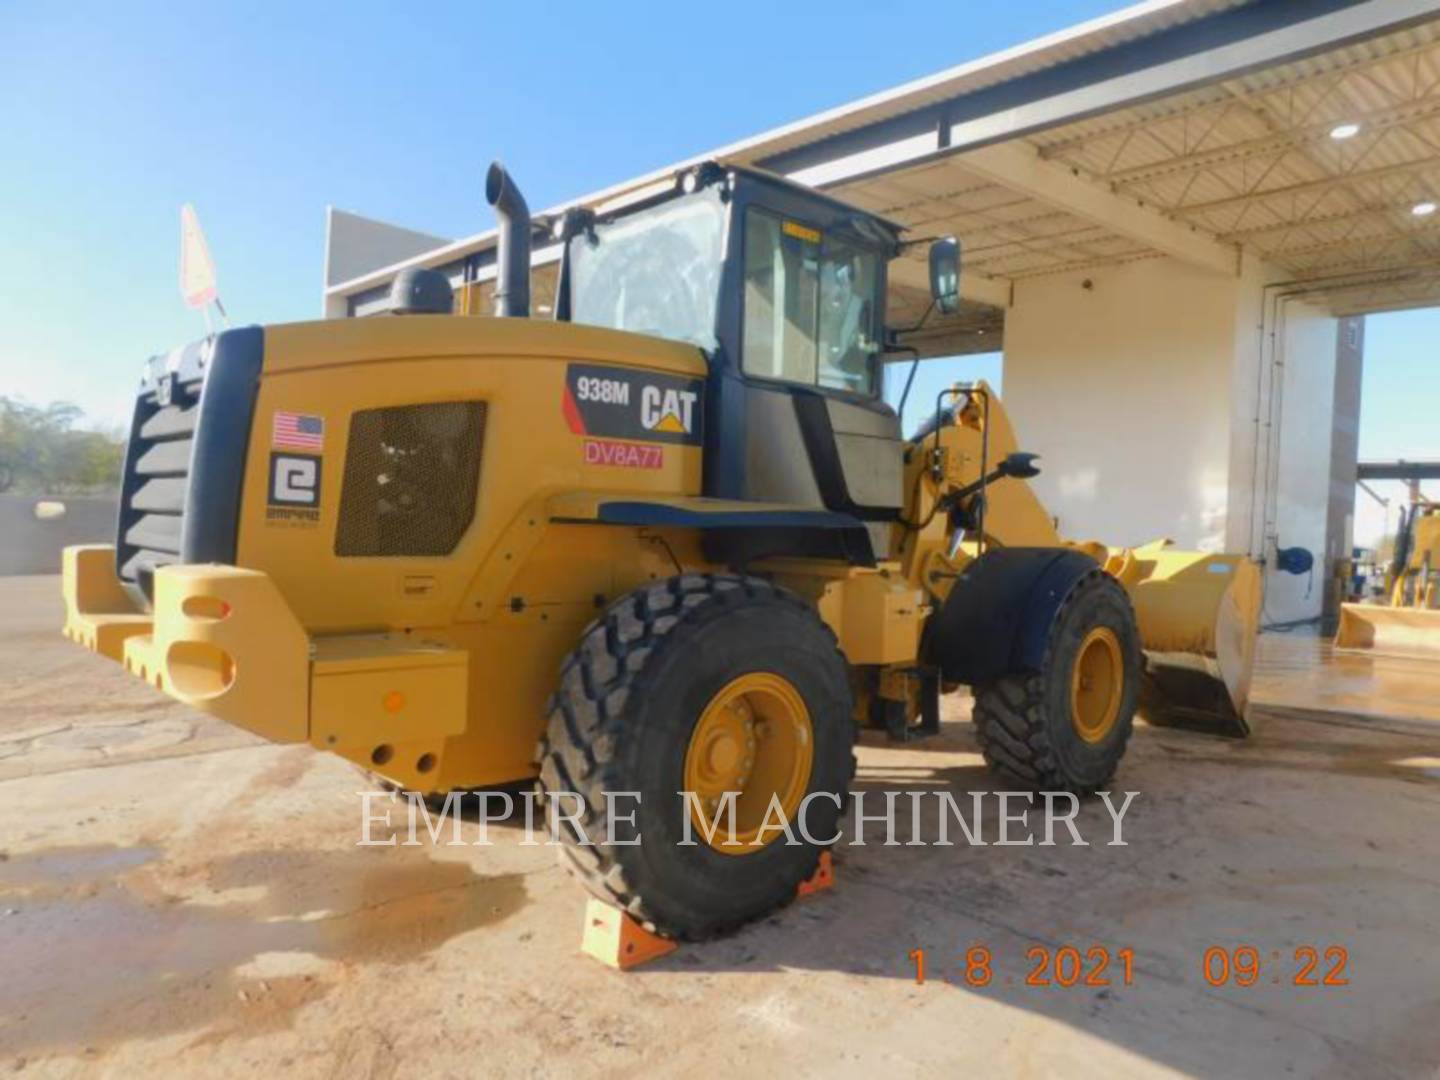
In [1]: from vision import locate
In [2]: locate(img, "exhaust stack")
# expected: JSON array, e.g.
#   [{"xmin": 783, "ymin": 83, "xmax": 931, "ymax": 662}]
[{"xmin": 485, "ymin": 162, "xmax": 531, "ymax": 318}]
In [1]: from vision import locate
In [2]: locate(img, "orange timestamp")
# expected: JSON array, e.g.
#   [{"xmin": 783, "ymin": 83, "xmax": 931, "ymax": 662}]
[
  {"xmin": 1201, "ymin": 945, "xmax": 1350, "ymax": 987},
  {"xmin": 907, "ymin": 944, "xmax": 1352, "ymax": 989},
  {"xmin": 908, "ymin": 945, "xmax": 1135, "ymax": 988}
]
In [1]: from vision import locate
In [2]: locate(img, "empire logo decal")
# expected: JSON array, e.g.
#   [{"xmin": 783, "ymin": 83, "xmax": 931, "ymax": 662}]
[
  {"xmin": 563, "ymin": 364, "xmax": 703, "ymax": 447},
  {"xmin": 266, "ymin": 451, "xmax": 322, "ymax": 525}
]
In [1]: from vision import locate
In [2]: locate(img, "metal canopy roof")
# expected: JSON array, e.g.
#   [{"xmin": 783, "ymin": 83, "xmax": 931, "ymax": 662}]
[
  {"xmin": 978, "ymin": 13, "xmax": 1440, "ymax": 317},
  {"xmin": 327, "ymin": 0, "xmax": 1440, "ymax": 351}
]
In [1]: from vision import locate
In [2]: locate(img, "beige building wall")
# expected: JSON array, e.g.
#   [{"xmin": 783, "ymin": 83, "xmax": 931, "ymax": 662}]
[
  {"xmin": 1001, "ymin": 254, "xmax": 1342, "ymax": 625},
  {"xmin": 1000, "ymin": 257, "xmax": 1240, "ymax": 552}
]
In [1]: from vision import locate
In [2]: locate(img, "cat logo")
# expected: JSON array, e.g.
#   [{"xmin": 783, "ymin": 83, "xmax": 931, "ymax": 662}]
[
  {"xmin": 563, "ymin": 363, "xmax": 703, "ymax": 446},
  {"xmin": 641, "ymin": 385, "xmax": 698, "ymax": 435}
]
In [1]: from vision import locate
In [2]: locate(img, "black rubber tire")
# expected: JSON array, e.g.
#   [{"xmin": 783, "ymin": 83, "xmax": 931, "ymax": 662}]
[
  {"xmin": 972, "ymin": 570, "xmax": 1141, "ymax": 795},
  {"xmin": 537, "ymin": 573, "xmax": 855, "ymax": 941}
]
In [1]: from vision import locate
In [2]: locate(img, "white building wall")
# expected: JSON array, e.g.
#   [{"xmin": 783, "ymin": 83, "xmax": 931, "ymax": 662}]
[
  {"xmin": 1000, "ymin": 257, "xmax": 1238, "ymax": 551},
  {"xmin": 1223, "ymin": 252, "xmax": 1277, "ymax": 555},
  {"xmin": 1263, "ymin": 297, "xmax": 1339, "ymax": 624},
  {"xmin": 1000, "ymin": 253, "xmax": 1344, "ymax": 627}
]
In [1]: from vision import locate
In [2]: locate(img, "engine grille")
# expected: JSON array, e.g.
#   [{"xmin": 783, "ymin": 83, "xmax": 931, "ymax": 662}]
[
  {"xmin": 335, "ymin": 401, "xmax": 486, "ymax": 557},
  {"xmin": 115, "ymin": 349, "xmax": 207, "ymax": 595}
]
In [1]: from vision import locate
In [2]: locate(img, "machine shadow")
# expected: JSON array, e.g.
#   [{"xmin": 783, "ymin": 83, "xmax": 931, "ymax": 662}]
[{"xmin": 622, "ymin": 718, "xmax": 1256, "ymax": 1078}]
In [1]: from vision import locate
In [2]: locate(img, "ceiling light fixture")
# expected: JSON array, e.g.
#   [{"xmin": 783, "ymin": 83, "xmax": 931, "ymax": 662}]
[{"xmin": 1329, "ymin": 122, "xmax": 1361, "ymax": 140}]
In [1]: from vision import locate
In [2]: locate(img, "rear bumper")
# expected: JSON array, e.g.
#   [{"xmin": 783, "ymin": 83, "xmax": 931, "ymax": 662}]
[{"xmin": 62, "ymin": 544, "xmax": 468, "ymax": 789}]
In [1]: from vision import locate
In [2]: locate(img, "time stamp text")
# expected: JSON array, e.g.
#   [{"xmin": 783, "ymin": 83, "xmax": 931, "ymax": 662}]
[{"xmin": 907, "ymin": 945, "xmax": 1351, "ymax": 989}]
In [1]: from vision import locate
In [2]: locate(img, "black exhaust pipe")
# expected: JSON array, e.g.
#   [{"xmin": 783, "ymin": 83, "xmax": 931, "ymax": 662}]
[{"xmin": 485, "ymin": 161, "xmax": 530, "ymax": 318}]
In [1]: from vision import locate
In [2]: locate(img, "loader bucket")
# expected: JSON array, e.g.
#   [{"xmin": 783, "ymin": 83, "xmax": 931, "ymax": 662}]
[
  {"xmin": 1335, "ymin": 603, "xmax": 1440, "ymax": 659},
  {"xmin": 1110, "ymin": 544, "xmax": 1262, "ymax": 738}
]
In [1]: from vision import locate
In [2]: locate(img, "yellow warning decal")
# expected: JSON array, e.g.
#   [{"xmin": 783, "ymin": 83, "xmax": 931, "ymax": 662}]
[{"xmin": 782, "ymin": 220, "xmax": 822, "ymax": 245}]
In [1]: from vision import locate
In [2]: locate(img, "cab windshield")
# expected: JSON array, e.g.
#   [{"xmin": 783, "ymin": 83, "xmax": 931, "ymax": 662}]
[{"xmin": 567, "ymin": 186, "xmax": 727, "ymax": 351}]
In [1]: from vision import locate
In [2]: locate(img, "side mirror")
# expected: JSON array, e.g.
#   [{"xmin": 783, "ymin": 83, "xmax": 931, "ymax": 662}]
[
  {"xmin": 928, "ymin": 237, "xmax": 960, "ymax": 315},
  {"xmin": 998, "ymin": 452, "xmax": 1041, "ymax": 480}
]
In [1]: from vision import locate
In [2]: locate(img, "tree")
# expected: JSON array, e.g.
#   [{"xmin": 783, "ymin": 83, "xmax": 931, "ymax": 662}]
[{"xmin": 0, "ymin": 397, "xmax": 125, "ymax": 494}]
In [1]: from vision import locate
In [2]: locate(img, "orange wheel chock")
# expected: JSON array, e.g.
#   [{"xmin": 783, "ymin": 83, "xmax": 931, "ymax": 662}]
[
  {"xmin": 796, "ymin": 850, "xmax": 835, "ymax": 898},
  {"xmin": 580, "ymin": 897, "xmax": 677, "ymax": 970},
  {"xmin": 579, "ymin": 851, "xmax": 836, "ymax": 971}
]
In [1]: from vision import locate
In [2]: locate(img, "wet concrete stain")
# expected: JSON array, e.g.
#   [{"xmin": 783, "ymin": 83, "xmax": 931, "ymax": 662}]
[
  {"xmin": 1250, "ymin": 637, "xmax": 1440, "ymax": 727},
  {"xmin": 249, "ymin": 745, "xmax": 314, "ymax": 792},
  {"xmin": 0, "ymin": 842, "xmax": 528, "ymax": 1059},
  {"xmin": 1155, "ymin": 729, "xmax": 1440, "ymax": 786},
  {"xmin": 0, "ymin": 843, "xmax": 158, "ymax": 890}
]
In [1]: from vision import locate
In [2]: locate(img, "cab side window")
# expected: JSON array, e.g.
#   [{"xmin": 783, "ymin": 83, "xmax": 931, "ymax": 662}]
[
  {"xmin": 742, "ymin": 210, "xmax": 818, "ymax": 385},
  {"xmin": 741, "ymin": 207, "xmax": 880, "ymax": 396},
  {"xmin": 817, "ymin": 241, "xmax": 879, "ymax": 394}
]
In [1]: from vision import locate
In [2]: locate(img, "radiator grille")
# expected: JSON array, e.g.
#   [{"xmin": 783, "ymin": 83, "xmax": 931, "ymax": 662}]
[
  {"xmin": 335, "ymin": 402, "xmax": 486, "ymax": 557},
  {"xmin": 116, "ymin": 371, "xmax": 205, "ymax": 593}
]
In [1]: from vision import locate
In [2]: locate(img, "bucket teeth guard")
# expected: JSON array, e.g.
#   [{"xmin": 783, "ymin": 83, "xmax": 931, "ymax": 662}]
[
  {"xmin": 1101, "ymin": 541, "xmax": 1261, "ymax": 738},
  {"xmin": 1140, "ymin": 652, "xmax": 1251, "ymax": 737}
]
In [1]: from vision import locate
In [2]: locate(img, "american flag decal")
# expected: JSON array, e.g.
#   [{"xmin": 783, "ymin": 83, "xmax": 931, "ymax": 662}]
[{"xmin": 273, "ymin": 410, "xmax": 325, "ymax": 450}]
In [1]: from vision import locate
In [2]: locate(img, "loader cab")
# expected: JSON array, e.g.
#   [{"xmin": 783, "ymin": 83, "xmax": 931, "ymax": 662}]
[{"xmin": 556, "ymin": 164, "xmax": 908, "ymax": 554}]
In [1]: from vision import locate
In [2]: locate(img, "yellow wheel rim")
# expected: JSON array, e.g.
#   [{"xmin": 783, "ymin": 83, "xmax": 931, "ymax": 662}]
[
  {"xmin": 683, "ymin": 672, "xmax": 814, "ymax": 855},
  {"xmin": 1070, "ymin": 627, "xmax": 1123, "ymax": 744}
]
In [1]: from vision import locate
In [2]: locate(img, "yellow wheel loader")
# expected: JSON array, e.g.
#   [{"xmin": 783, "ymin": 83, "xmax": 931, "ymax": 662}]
[
  {"xmin": 62, "ymin": 161, "xmax": 1259, "ymax": 940},
  {"xmin": 1336, "ymin": 500, "xmax": 1440, "ymax": 656}
]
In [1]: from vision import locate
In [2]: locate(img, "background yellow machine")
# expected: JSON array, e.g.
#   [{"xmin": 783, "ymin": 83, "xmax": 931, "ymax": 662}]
[
  {"xmin": 1337, "ymin": 493, "xmax": 1440, "ymax": 657},
  {"xmin": 63, "ymin": 161, "xmax": 1259, "ymax": 939}
]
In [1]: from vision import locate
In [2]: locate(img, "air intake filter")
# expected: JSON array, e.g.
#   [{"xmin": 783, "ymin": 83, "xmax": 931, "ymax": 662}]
[{"xmin": 389, "ymin": 268, "xmax": 454, "ymax": 315}]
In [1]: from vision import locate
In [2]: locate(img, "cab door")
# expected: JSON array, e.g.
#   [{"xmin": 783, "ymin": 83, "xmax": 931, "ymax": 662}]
[{"xmin": 729, "ymin": 201, "xmax": 903, "ymax": 534}]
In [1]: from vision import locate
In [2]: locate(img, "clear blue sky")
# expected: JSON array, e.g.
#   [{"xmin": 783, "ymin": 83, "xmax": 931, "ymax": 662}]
[
  {"xmin": 0, "ymin": 0, "xmax": 1118, "ymax": 428},
  {"xmin": 1, "ymin": 0, "xmax": 1435, "ymax": 501}
]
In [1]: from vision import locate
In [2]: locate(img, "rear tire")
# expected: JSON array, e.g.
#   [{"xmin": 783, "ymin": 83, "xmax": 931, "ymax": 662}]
[
  {"xmin": 973, "ymin": 570, "xmax": 1141, "ymax": 794},
  {"xmin": 538, "ymin": 573, "xmax": 855, "ymax": 941}
]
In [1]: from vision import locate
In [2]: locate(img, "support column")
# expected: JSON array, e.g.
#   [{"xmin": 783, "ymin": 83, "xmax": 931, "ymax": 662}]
[{"xmin": 1323, "ymin": 317, "xmax": 1365, "ymax": 630}]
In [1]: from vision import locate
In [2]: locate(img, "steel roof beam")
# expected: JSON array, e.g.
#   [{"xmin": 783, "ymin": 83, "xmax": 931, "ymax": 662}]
[
  {"xmin": 1102, "ymin": 98, "xmax": 1440, "ymax": 186},
  {"xmin": 764, "ymin": 0, "xmax": 1437, "ymax": 190},
  {"xmin": 1358, "ymin": 459, "xmax": 1440, "ymax": 479},
  {"xmin": 1173, "ymin": 154, "xmax": 1440, "ymax": 216},
  {"xmin": 1218, "ymin": 198, "xmax": 1438, "ymax": 238},
  {"xmin": 955, "ymin": 141, "xmax": 1239, "ymax": 274},
  {"xmin": 1038, "ymin": 31, "xmax": 1440, "ymax": 161}
]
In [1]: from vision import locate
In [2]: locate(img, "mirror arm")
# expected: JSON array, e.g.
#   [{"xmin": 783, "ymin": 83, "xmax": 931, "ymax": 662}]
[
  {"xmin": 885, "ymin": 341, "xmax": 922, "ymax": 419},
  {"xmin": 886, "ymin": 300, "xmax": 936, "ymax": 339}
]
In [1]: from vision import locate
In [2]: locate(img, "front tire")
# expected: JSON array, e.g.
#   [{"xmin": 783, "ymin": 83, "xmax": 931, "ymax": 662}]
[
  {"xmin": 538, "ymin": 573, "xmax": 855, "ymax": 941},
  {"xmin": 973, "ymin": 570, "xmax": 1141, "ymax": 794}
]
